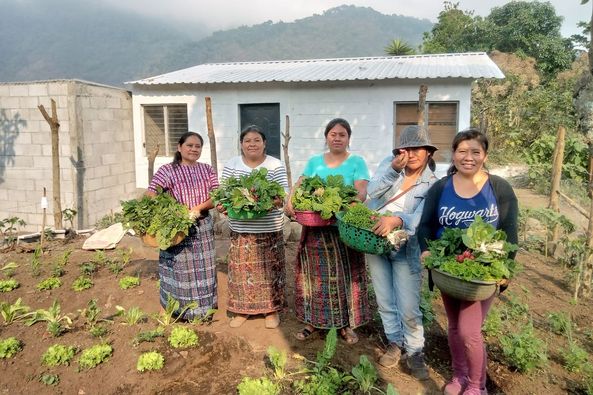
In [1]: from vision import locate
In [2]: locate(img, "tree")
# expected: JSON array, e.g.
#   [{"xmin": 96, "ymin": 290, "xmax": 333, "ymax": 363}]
[
  {"xmin": 487, "ymin": 1, "xmax": 575, "ymax": 76},
  {"xmin": 384, "ymin": 39, "xmax": 415, "ymax": 56}
]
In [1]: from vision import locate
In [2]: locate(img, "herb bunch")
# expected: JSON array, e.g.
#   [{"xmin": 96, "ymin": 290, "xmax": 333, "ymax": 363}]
[
  {"xmin": 210, "ymin": 168, "xmax": 286, "ymax": 216},
  {"xmin": 291, "ymin": 175, "xmax": 359, "ymax": 219},
  {"xmin": 424, "ymin": 216, "xmax": 518, "ymax": 281}
]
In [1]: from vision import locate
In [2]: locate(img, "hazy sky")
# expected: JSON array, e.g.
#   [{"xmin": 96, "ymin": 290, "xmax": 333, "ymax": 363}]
[{"xmin": 100, "ymin": 0, "xmax": 588, "ymax": 38}]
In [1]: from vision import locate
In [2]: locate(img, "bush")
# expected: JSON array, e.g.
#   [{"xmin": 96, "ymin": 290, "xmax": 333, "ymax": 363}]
[
  {"xmin": 500, "ymin": 323, "xmax": 548, "ymax": 372},
  {"xmin": 561, "ymin": 340, "xmax": 589, "ymax": 373}
]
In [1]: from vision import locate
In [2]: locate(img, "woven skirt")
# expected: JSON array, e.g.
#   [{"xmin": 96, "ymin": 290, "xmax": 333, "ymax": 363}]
[
  {"xmin": 159, "ymin": 217, "xmax": 217, "ymax": 320},
  {"xmin": 227, "ymin": 230, "xmax": 285, "ymax": 314},
  {"xmin": 294, "ymin": 226, "xmax": 370, "ymax": 329}
]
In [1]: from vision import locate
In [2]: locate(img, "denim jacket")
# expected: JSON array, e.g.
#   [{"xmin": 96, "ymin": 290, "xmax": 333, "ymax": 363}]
[{"xmin": 366, "ymin": 155, "xmax": 437, "ymax": 273}]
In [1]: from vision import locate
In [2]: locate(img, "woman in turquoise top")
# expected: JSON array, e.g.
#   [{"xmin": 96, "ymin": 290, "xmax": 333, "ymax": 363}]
[{"xmin": 286, "ymin": 118, "xmax": 370, "ymax": 344}]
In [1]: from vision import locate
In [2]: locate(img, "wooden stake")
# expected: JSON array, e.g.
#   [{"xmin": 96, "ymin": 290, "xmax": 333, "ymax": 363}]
[
  {"xmin": 38, "ymin": 99, "xmax": 62, "ymax": 229},
  {"xmin": 41, "ymin": 187, "xmax": 47, "ymax": 249},
  {"xmin": 147, "ymin": 144, "xmax": 160, "ymax": 184},
  {"xmin": 205, "ymin": 97, "xmax": 218, "ymax": 175},
  {"xmin": 282, "ymin": 115, "xmax": 293, "ymax": 187},
  {"xmin": 548, "ymin": 126, "xmax": 566, "ymax": 254},
  {"xmin": 417, "ymin": 85, "xmax": 428, "ymax": 126}
]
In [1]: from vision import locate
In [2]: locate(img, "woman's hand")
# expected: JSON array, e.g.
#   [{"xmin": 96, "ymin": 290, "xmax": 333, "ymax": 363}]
[
  {"xmin": 284, "ymin": 199, "xmax": 295, "ymax": 218},
  {"xmin": 371, "ymin": 216, "xmax": 402, "ymax": 237},
  {"xmin": 273, "ymin": 196, "xmax": 284, "ymax": 208},
  {"xmin": 420, "ymin": 251, "xmax": 431, "ymax": 262},
  {"xmin": 216, "ymin": 204, "xmax": 227, "ymax": 215},
  {"xmin": 391, "ymin": 150, "xmax": 409, "ymax": 172},
  {"xmin": 190, "ymin": 206, "xmax": 202, "ymax": 219}
]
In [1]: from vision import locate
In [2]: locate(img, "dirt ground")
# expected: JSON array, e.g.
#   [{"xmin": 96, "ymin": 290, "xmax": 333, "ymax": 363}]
[{"xmin": 0, "ymin": 187, "xmax": 592, "ymax": 394}]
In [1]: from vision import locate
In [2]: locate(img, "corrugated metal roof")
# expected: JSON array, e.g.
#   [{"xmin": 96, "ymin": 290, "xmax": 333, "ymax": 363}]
[{"xmin": 127, "ymin": 53, "xmax": 504, "ymax": 85}]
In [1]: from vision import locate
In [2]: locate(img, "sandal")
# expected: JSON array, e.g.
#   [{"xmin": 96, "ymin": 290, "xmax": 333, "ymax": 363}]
[
  {"xmin": 340, "ymin": 327, "xmax": 359, "ymax": 345},
  {"xmin": 294, "ymin": 326, "xmax": 316, "ymax": 341},
  {"xmin": 229, "ymin": 314, "xmax": 248, "ymax": 328},
  {"xmin": 265, "ymin": 313, "xmax": 280, "ymax": 329}
]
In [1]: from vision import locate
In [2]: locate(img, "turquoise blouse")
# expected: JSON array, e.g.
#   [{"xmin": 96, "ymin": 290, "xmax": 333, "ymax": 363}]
[{"xmin": 303, "ymin": 153, "xmax": 370, "ymax": 185}]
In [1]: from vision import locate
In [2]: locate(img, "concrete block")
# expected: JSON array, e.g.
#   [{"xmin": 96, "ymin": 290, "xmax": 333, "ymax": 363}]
[
  {"xmin": 86, "ymin": 178, "xmax": 102, "ymax": 191},
  {"xmin": 0, "ymin": 85, "xmax": 9, "ymax": 95},
  {"xmin": 102, "ymin": 153, "xmax": 118, "ymax": 165},
  {"xmin": 90, "ymin": 97, "xmax": 106, "ymax": 109},
  {"xmin": 0, "ymin": 189, "xmax": 7, "ymax": 202},
  {"xmin": 33, "ymin": 156, "xmax": 52, "ymax": 168},
  {"xmin": 15, "ymin": 144, "xmax": 42, "ymax": 156},
  {"xmin": 116, "ymin": 172, "xmax": 134, "ymax": 185},
  {"xmin": 17, "ymin": 132, "xmax": 32, "ymax": 145},
  {"xmin": 98, "ymin": 109, "xmax": 114, "ymax": 121},
  {"xmin": 102, "ymin": 175, "xmax": 118, "ymax": 187},
  {"xmin": 58, "ymin": 96, "xmax": 68, "ymax": 108},
  {"xmin": 0, "ymin": 97, "xmax": 19, "ymax": 108},
  {"xmin": 99, "ymin": 131, "xmax": 114, "ymax": 143},
  {"xmin": 48, "ymin": 83, "xmax": 68, "ymax": 96},
  {"xmin": 19, "ymin": 96, "xmax": 39, "ymax": 109},
  {"xmin": 106, "ymin": 97, "xmax": 121, "ymax": 109},
  {"xmin": 9, "ymin": 85, "xmax": 28, "ymax": 96},
  {"xmin": 93, "ymin": 166, "xmax": 110, "ymax": 178},
  {"xmin": 22, "ymin": 120, "xmax": 39, "ymax": 133},
  {"xmin": 28, "ymin": 84, "xmax": 48, "ymax": 96}
]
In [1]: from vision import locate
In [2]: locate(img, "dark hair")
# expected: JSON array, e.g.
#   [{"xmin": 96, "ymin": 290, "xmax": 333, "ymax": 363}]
[
  {"xmin": 240, "ymin": 125, "xmax": 267, "ymax": 143},
  {"xmin": 324, "ymin": 118, "xmax": 352, "ymax": 138},
  {"xmin": 173, "ymin": 131, "xmax": 204, "ymax": 166},
  {"xmin": 447, "ymin": 128, "xmax": 489, "ymax": 175}
]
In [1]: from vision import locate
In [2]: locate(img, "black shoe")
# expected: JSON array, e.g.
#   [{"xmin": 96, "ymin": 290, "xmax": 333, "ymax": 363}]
[
  {"xmin": 379, "ymin": 343, "xmax": 402, "ymax": 368},
  {"xmin": 406, "ymin": 351, "xmax": 429, "ymax": 380}
]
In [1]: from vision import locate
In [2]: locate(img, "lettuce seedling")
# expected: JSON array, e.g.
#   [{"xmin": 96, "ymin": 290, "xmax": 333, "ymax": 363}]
[{"xmin": 137, "ymin": 351, "xmax": 164, "ymax": 372}]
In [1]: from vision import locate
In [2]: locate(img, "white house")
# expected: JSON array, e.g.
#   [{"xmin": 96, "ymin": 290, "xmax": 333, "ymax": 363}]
[{"xmin": 127, "ymin": 53, "xmax": 503, "ymax": 187}]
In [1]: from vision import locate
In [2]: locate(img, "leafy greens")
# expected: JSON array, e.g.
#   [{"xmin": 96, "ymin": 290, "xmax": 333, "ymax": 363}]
[{"xmin": 291, "ymin": 175, "xmax": 359, "ymax": 219}]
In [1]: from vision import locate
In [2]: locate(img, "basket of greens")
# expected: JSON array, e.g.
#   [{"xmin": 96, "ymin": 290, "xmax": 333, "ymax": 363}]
[
  {"xmin": 210, "ymin": 168, "xmax": 286, "ymax": 220},
  {"xmin": 336, "ymin": 204, "xmax": 407, "ymax": 255},
  {"xmin": 424, "ymin": 216, "xmax": 518, "ymax": 301},
  {"xmin": 121, "ymin": 191, "xmax": 195, "ymax": 250},
  {"xmin": 291, "ymin": 175, "xmax": 359, "ymax": 226}
]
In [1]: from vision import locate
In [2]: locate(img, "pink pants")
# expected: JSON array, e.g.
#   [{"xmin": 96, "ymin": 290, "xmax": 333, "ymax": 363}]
[{"xmin": 442, "ymin": 293, "xmax": 495, "ymax": 391}]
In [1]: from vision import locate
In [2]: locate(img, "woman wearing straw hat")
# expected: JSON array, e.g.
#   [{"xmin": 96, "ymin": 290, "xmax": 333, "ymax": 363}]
[{"xmin": 366, "ymin": 125, "xmax": 438, "ymax": 380}]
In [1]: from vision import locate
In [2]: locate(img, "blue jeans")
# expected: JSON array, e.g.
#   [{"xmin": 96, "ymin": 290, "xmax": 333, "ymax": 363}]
[{"xmin": 367, "ymin": 251, "xmax": 424, "ymax": 354}]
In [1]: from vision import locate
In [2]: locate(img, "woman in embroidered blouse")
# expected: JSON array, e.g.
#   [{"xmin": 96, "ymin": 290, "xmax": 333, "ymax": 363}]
[
  {"xmin": 218, "ymin": 125, "xmax": 289, "ymax": 329},
  {"xmin": 418, "ymin": 129, "xmax": 518, "ymax": 395},
  {"xmin": 366, "ymin": 125, "xmax": 438, "ymax": 381},
  {"xmin": 147, "ymin": 131, "xmax": 219, "ymax": 320},
  {"xmin": 286, "ymin": 117, "xmax": 370, "ymax": 345}
]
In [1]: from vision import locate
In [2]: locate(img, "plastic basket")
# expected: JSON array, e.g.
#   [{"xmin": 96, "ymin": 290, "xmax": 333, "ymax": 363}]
[
  {"xmin": 294, "ymin": 210, "xmax": 336, "ymax": 227},
  {"xmin": 431, "ymin": 269, "xmax": 497, "ymax": 301},
  {"xmin": 226, "ymin": 206, "xmax": 268, "ymax": 220},
  {"xmin": 141, "ymin": 232, "xmax": 185, "ymax": 249},
  {"xmin": 335, "ymin": 212, "xmax": 393, "ymax": 255}
]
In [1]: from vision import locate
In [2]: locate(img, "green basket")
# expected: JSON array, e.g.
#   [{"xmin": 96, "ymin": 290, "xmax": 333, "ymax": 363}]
[
  {"xmin": 226, "ymin": 206, "xmax": 269, "ymax": 220},
  {"xmin": 335, "ymin": 212, "xmax": 393, "ymax": 255},
  {"xmin": 431, "ymin": 269, "xmax": 497, "ymax": 301}
]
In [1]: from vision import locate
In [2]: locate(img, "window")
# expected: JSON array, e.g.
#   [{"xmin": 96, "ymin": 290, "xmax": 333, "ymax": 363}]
[
  {"xmin": 142, "ymin": 104, "xmax": 188, "ymax": 156},
  {"xmin": 394, "ymin": 102, "xmax": 458, "ymax": 162}
]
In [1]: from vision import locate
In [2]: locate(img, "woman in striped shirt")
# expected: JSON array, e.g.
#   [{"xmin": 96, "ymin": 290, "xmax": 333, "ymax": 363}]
[
  {"xmin": 219, "ymin": 125, "xmax": 289, "ymax": 329},
  {"xmin": 147, "ymin": 131, "xmax": 219, "ymax": 320}
]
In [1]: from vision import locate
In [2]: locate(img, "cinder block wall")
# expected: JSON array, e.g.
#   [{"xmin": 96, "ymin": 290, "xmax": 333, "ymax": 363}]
[{"xmin": 0, "ymin": 80, "xmax": 137, "ymax": 231}]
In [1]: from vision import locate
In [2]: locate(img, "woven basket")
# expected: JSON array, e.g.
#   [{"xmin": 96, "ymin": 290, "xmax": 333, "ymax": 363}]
[
  {"xmin": 335, "ymin": 212, "xmax": 393, "ymax": 255},
  {"xmin": 226, "ymin": 206, "xmax": 268, "ymax": 220},
  {"xmin": 431, "ymin": 269, "xmax": 497, "ymax": 301},
  {"xmin": 141, "ymin": 232, "xmax": 185, "ymax": 249},
  {"xmin": 294, "ymin": 210, "xmax": 336, "ymax": 227}
]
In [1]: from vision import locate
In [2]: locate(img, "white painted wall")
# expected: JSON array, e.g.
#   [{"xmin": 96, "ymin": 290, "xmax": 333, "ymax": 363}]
[{"xmin": 131, "ymin": 78, "xmax": 473, "ymax": 188}]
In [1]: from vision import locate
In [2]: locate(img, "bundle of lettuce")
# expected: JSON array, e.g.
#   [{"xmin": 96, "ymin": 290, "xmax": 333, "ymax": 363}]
[
  {"xmin": 424, "ymin": 216, "xmax": 518, "ymax": 282},
  {"xmin": 291, "ymin": 175, "xmax": 359, "ymax": 219},
  {"xmin": 341, "ymin": 203, "xmax": 407, "ymax": 248},
  {"xmin": 210, "ymin": 168, "xmax": 286, "ymax": 216}
]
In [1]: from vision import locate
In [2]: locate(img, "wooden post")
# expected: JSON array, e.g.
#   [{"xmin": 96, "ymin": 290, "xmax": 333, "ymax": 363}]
[
  {"xmin": 147, "ymin": 144, "xmax": 160, "ymax": 184},
  {"xmin": 548, "ymin": 126, "xmax": 566, "ymax": 254},
  {"xmin": 205, "ymin": 97, "xmax": 218, "ymax": 175},
  {"xmin": 38, "ymin": 99, "xmax": 62, "ymax": 229},
  {"xmin": 584, "ymin": 142, "xmax": 593, "ymax": 298},
  {"xmin": 417, "ymin": 85, "xmax": 428, "ymax": 126},
  {"xmin": 282, "ymin": 115, "xmax": 293, "ymax": 187}
]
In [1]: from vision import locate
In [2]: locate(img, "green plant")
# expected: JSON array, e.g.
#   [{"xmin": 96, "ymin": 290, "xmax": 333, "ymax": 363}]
[
  {"xmin": 41, "ymin": 344, "xmax": 77, "ymax": 366},
  {"xmin": 291, "ymin": 175, "xmax": 359, "ymax": 219},
  {"xmin": 0, "ymin": 337, "xmax": 22, "ymax": 358},
  {"xmin": 0, "ymin": 216, "xmax": 26, "ymax": 248},
  {"xmin": 95, "ymin": 211, "xmax": 124, "ymax": 229},
  {"xmin": 79, "ymin": 299, "xmax": 102, "ymax": 328},
  {"xmin": 78, "ymin": 343, "xmax": 113, "ymax": 370},
  {"xmin": 0, "ymin": 298, "xmax": 31, "ymax": 325},
  {"xmin": 168, "ymin": 326, "xmax": 198, "ymax": 348},
  {"xmin": 72, "ymin": 276, "xmax": 93, "ymax": 291},
  {"xmin": 119, "ymin": 276, "xmax": 140, "ymax": 289},
  {"xmin": 425, "ymin": 217, "xmax": 518, "ymax": 281},
  {"xmin": 26, "ymin": 300, "xmax": 73, "ymax": 337},
  {"xmin": 347, "ymin": 355, "xmax": 378, "ymax": 394},
  {"xmin": 133, "ymin": 328, "xmax": 165, "ymax": 347},
  {"xmin": 62, "ymin": 208, "xmax": 77, "ymax": 229},
  {"xmin": 237, "ymin": 377, "xmax": 280, "ymax": 395},
  {"xmin": 547, "ymin": 311, "xmax": 572, "ymax": 336},
  {"xmin": 79, "ymin": 261, "xmax": 97, "ymax": 276},
  {"xmin": 115, "ymin": 306, "xmax": 146, "ymax": 325},
  {"xmin": 483, "ymin": 306, "xmax": 504, "ymax": 337},
  {"xmin": 109, "ymin": 247, "xmax": 132, "ymax": 275},
  {"xmin": 43, "ymin": 227, "xmax": 55, "ymax": 241},
  {"xmin": 0, "ymin": 279, "xmax": 19, "ymax": 292},
  {"xmin": 500, "ymin": 294, "xmax": 529, "ymax": 321},
  {"xmin": 1, "ymin": 262, "xmax": 18, "ymax": 277},
  {"xmin": 121, "ymin": 191, "xmax": 195, "ymax": 249},
  {"xmin": 210, "ymin": 168, "xmax": 286, "ymax": 216},
  {"xmin": 137, "ymin": 351, "xmax": 165, "ymax": 372},
  {"xmin": 92, "ymin": 250, "xmax": 109, "ymax": 266},
  {"xmin": 190, "ymin": 308, "xmax": 217, "ymax": 325},
  {"xmin": 89, "ymin": 325, "xmax": 110, "ymax": 338},
  {"xmin": 154, "ymin": 293, "xmax": 197, "ymax": 326},
  {"xmin": 267, "ymin": 346, "xmax": 287, "ymax": 380},
  {"xmin": 39, "ymin": 373, "xmax": 60, "ymax": 386},
  {"xmin": 420, "ymin": 283, "xmax": 436, "ymax": 327},
  {"xmin": 500, "ymin": 322, "xmax": 548, "ymax": 373},
  {"xmin": 561, "ymin": 340, "xmax": 589, "ymax": 373},
  {"xmin": 30, "ymin": 245, "xmax": 43, "ymax": 277},
  {"xmin": 36, "ymin": 277, "xmax": 62, "ymax": 291}
]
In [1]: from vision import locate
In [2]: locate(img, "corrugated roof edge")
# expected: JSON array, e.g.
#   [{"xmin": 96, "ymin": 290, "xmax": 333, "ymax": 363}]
[{"xmin": 0, "ymin": 79, "xmax": 127, "ymax": 91}]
